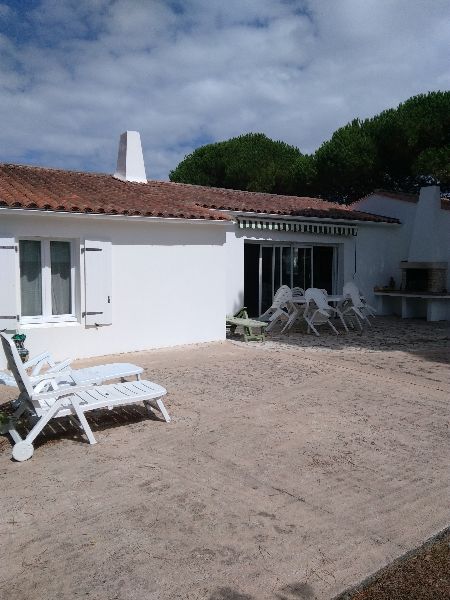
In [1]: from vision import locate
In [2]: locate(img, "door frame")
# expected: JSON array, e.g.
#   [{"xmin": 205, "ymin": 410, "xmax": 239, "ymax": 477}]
[{"xmin": 249, "ymin": 241, "xmax": 339, "ymax": 315}]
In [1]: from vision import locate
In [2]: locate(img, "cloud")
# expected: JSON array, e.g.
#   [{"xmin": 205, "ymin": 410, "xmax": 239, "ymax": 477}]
[{"xmin": 0, "ymin": 0, "xmax": 449, "ymax": 180}]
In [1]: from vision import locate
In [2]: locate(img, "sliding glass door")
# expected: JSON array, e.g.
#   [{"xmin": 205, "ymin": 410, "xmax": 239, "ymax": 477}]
[
  {"xmin": 293, "ymin": 247, "xmax": 312, "ymax": 292},
  {"xmin": 244, "ymin": 243, "xmax": 337, "ymax": 316}
]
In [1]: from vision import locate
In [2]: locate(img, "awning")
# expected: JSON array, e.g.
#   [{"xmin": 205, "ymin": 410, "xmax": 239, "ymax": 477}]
[{"xmin": 237, "ymin": 217, "xmax": 358, "ymax": 236}]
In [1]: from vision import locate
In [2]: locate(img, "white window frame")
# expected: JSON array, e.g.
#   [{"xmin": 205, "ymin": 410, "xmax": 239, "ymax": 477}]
[{"xmin": 19, "ymin": 238, "xmax": 77, "ymax": 325}]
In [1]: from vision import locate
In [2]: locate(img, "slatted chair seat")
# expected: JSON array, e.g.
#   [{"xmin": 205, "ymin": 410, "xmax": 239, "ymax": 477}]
[{"xmin": 33, "ymin": 380, "xmax": 167, "ymax": 417}]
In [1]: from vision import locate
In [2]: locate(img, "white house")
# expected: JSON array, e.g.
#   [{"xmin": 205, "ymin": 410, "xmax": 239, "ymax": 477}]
[{"xmin": 0, "ymin": 132, "xmax": 448, "ymax": 368}]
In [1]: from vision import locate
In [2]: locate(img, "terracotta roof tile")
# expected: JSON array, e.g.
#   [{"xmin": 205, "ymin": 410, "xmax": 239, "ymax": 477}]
[{"xmin": 0, "ymin": 163, "xmax": 399, "ymax": 224}]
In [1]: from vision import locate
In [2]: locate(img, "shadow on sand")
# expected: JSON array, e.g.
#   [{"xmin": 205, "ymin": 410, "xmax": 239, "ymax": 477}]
[{"xmin": 230, "ymin": 316, "xmax": 450, "ymax": 366}]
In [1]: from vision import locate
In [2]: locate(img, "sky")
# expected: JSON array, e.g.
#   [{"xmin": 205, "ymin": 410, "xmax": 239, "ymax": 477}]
[{"xmin": 0, "ymin": 0, "xmax": 449, "ymax": 181}]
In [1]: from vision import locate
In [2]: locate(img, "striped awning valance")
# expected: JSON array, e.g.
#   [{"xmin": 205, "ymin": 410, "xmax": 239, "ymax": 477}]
[{"xmin": 237, "ymin": 217, "xmax": 358, "ymax": 236}]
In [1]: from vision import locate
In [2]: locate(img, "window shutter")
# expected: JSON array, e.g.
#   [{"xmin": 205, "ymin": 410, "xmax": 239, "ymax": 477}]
[
  {"xmin": 84, "ymin": 239, "xmax": 112, "ymax": 326},
  {"xmin": 0, "ymin": 235, "xmax": 19, "ymax": 331}
]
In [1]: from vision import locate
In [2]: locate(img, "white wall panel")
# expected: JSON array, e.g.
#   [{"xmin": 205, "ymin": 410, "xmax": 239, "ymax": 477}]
[{"xmin": 0, "ymin": 213, "xmax": 226, "ymax": 369}]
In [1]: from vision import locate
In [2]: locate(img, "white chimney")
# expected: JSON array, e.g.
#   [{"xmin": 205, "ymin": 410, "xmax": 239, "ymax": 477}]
[
  {"xmin": 114, "ymin": 131, "xmax": 147, "ymax": 183},
  {"xmin": 408, "ymin": 185, "xmax": 443, "ymax": 262}
]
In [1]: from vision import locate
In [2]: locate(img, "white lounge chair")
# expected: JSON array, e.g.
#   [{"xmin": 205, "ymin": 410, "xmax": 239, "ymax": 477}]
[
  {"xmin": 0, "ymin": 349, "xmax": 143, "ymax": 388},
  {"xmin": 257, "ymin": 285, "xmax": 292, "ymax": 332},
  {"xmin": 342, "ymin": 282, "xmax": 376, "ymax": 327},
  {"xmin": 0, "ymin": 333, "xmax": 170, "ymax": 462},
  {"xmin": 303, "ymin": 288, "xmax": 348, "ymax": 336}
]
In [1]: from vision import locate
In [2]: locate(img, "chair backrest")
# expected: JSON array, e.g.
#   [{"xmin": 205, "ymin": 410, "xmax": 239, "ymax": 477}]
[
  {"xmin": 291, "ymin": 287, "xmax": 304, "ymax": 298},
  {"xmin": 343, "ymin": 282, "xmax": 363, "ymax": 307},
  {"xmin": 304, "ymin": 288, "xmax": 331, "ymax": 310},
  {"xmin": 273, "ymin": 285, "xmax": 292, "ymax": 306},
  {"xmin": 0, "ymin": 333, "xmax": 34, "ymax": 398}
]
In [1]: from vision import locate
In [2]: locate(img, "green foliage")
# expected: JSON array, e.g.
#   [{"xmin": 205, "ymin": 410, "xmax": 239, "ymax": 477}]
[
  {"xmin": 314, "ymin": 119, "xmax": 380, "ymax": 202},
  {"xmin": 315, "ymin": 91, "xmax": 450, "ymax": 201},
  {"xmin": 414, "ymin": 146, "xmax": 450, "ymax": 185},
  {"xmin": 170, "ymin": 91, "xmax": 450, "ymax": 202},
  {"xmin": 170, "ymin": 133, "xmax": 307, "ymax": 195}
]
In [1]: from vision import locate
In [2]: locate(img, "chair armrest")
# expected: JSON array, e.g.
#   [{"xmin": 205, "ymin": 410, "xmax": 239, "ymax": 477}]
[
  {"xmin": 23, "ymin": 351, "xmax": 51, "ymax": 369},
  {"xmin": 32, "ymin": 382, "xmax": 94, "ymax": 402},
  {"xmin": 30, "ymin": 368, "xmax": 74, "ymax": 385},
  {"xmin": 47, "ymin": 358, "xmax": 73, "ymax": 373}
]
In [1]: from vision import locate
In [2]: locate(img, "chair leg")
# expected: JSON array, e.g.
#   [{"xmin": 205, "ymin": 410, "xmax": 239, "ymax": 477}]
[
  {"xmin": 328, "ymin": 319, "xmax": 339, "ymax": 335},
  {"xmin": 145, "ymin": 398, "xmax": 171, "ymax": 423},
  {"xmin": 280, "ymin": 313, "xmax": 296, "ymax": 334},
  {"xmin": 155, "ymin": 398, "xmax": 171, "ymax": 423},
  {"xmin": 71, "ymin": 399, "xmax": 97, "ymax": 445},
  {"xmin": 337, "ymin": 312, "xmax": 349, "ymax": 333},
  {"xmin": 305, "ymin": 317, "xmax": 320, "ymax": 336},
  {"xmin": 7, "ymin": 401, "xmax": 29, "ymax": 444}
]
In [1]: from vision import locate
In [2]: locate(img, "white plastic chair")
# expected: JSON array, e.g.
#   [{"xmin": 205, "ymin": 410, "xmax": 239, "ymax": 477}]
[
  {"xmin": 303, "ymin": 288, "xmax": 348, "ymax": 336},
  {"xmin": 280, "ymin": 288, "xmax": 305, "ymax": 333},
  {"xmin": 257, "ymin": 285, "xmax": 292, "ymax": 332},
  {"xmin": 342, "ymin": 282, "xmax": 376, "ymax": 327},
  {"xmin": 0, "ymin": 333, "xmax": 170, "ymax": 462},
  {"xmin": 292, "ymin": 287, "xmax": 305, "ymax": 300}
]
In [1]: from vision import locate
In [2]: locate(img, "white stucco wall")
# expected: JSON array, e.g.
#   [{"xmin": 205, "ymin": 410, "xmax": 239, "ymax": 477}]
[
  {"xmin": 353, "ymin": 222, "xmax": 405, "ymax": 305},
  {"xmin": 0, "ymin": 210, "xmax": 227, "ymax": 369},
  {"xmin": 224, "ymin": 230, "xmax": 245, "ymax": 315},
  {"xmin": 354, "ymin": 191, "xmax": 450, "ymax": 294}
]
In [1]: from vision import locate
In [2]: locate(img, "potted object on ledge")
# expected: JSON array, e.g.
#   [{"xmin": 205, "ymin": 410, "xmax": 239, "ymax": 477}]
[
  {"xmin": 0, "ymin": 333, "xmax": 29, "ymax": 434},
  {"xmin": 11, "ymin": 333, "xmax": 29, "ymax": 363}
]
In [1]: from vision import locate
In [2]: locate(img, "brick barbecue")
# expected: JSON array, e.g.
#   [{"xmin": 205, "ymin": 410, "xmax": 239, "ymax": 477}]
[{"xmin": 400, "ymin": 261, "xmax": 448, "ymax": 294}]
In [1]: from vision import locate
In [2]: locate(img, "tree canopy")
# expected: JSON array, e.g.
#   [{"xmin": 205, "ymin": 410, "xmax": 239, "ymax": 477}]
[
  {"xmin": 169, "ymin": 91, "xmax": 450, "ymax": 202},
  {"xmin": 170, "ymin": 133, "xmax": 308, "ymax": 196}
]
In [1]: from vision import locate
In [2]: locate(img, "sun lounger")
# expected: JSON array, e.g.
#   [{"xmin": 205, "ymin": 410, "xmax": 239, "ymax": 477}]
[
  {"xmin": 0, "ymin": 353, "xmax": 143, "ymax": 388},
  {"xmin": 0, "ymin": 333, "xmax": 170, "ymax": 462},
  {"xmin": 226, "ymin": 308, "xmax": 267, "ymax": 342}
]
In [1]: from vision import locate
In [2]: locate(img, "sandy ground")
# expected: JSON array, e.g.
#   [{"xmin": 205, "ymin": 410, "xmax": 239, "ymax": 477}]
[{"xmin": 0, "ymin": 317, "xmax": 449, "ymax": 600}]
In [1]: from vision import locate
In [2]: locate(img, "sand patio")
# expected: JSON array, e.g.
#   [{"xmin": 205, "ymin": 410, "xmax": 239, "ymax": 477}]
[{"xmin": 0, "ymin": 317, "xmax": 449, "ymax": 600}]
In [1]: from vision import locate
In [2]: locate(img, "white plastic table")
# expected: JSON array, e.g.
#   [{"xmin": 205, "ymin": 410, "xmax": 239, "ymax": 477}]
[{"xmin": 292, "ymin": 294, "xmax": 344, "ymax": 304}]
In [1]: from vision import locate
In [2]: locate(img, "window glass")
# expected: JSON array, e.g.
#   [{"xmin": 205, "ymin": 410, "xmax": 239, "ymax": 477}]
[
  {"xmin": 19, "ymin": 240, "xmax": 43, "ymax": 316},
  {"xmin": 312, "ymin": 246, "xmax": 334, "ymax": 292},
  {"xmin": 50, "ymin": 241, "xmax": 72, "ymax": 315},
  {"xmin": 261, "ymin": 246, "xmax": 273, "ymax": 313},
  {"xmin": 243, "ymin": 244, "xmax": 260, "ymax": 317},
  {"xmin": 274, "ymin": 247, "xmax": 281, "ymax": 292},
  {"xmin": 282, "ymin": 247, "xmax": 291, "ymax": 286},
  {"xmin": 293, "ymin": 247, "xmax": 312, "ymax": 291}
]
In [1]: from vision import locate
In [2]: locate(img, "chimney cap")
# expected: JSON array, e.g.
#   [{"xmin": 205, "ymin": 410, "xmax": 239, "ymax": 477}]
[{"xmin": 114, "ymin": 131, "xmax": 147, "ymax": 183}]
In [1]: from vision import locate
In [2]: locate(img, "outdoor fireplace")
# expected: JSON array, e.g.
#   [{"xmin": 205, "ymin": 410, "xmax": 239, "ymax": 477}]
[{"xmin": 400, "ymin": 261, "xmax": 448, "ymax": 293}]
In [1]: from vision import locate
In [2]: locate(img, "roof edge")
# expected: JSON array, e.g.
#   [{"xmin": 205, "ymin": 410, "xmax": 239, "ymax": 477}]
[
  {"xmin": 0, "ymin": 206, "xmax": 230, "ymax": 224},
  {"xmin": 231, "ymin": 210, "xmax": 400, "ymax": 225}
]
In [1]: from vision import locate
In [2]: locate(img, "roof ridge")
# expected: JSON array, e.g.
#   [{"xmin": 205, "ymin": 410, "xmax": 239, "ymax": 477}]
[{"xmin": 0, "ymin": 162, "xmax": 111, "ymax": 177}]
